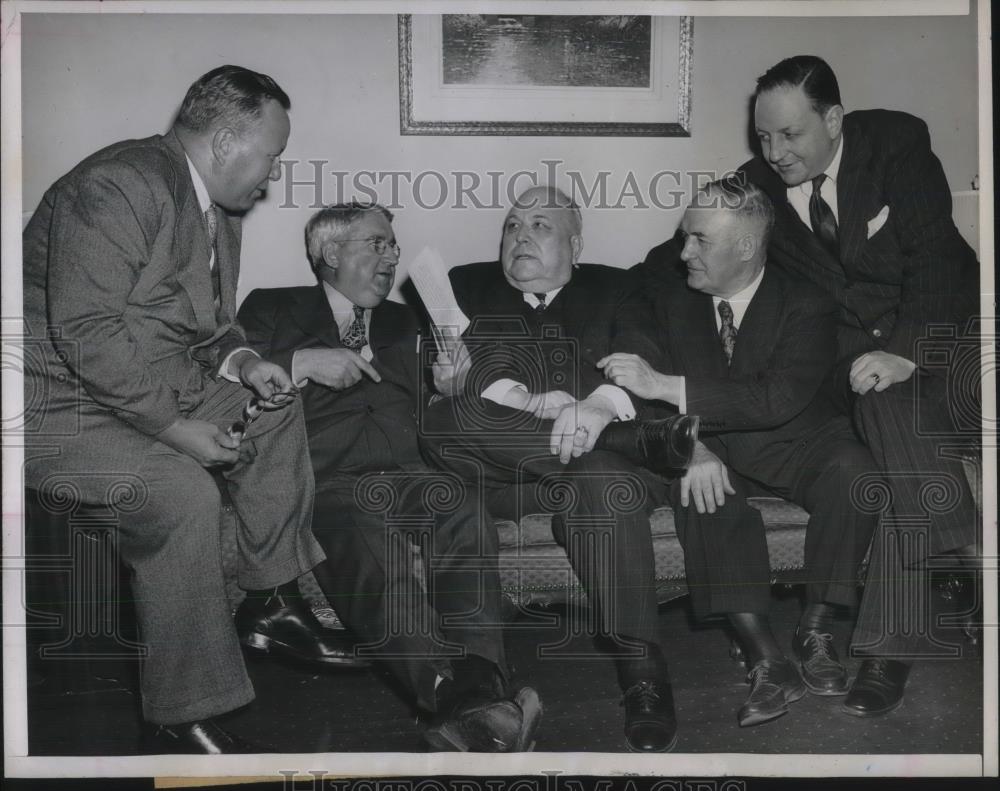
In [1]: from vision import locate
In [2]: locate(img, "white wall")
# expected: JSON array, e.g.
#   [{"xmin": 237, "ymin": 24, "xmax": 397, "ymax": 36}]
[{"xmin": 20, "ymin": 9, "xmax": 980, "ymax": 304}]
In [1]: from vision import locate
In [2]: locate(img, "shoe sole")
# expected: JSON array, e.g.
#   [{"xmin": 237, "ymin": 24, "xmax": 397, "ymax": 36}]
[
  {"xmin": 840, "ymin": 696, "xmax": 904, "ymax": 718},
  {"xmin": 738, "ymin": 680, "xmax": 807, "ymax": 727},
  {"xmin": 240, "ymin": 631, "xmax": 371, "ymax": 669},
  {"xmin": 625, "ymin": 729, "xmax": 679, "ymax": 753},
  {"xmin": 800, "ymin": 670, "xmax": 849, "ymax": 697},
  {"xmin": 423, "ymin": 688, "xmax": 543, "ymax": 752}
]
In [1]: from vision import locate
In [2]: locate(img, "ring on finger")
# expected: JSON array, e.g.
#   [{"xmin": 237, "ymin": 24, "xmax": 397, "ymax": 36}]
[{"xmin": 871, "ymin": 373, "xmax": 881, "ymax": 384}]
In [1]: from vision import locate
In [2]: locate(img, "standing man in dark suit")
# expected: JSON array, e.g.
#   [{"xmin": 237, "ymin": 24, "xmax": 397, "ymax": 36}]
[
  {"xmin": 606, "ymin": 177, "xmax": 879, "ymax": 727},
  {"xmin": 741, "ymin": 55, "xmax": 980, "ymax": 716},
  {"xmin": 238, "ymin": 203, "xmax": 542, "ymax": 753},
  {"xmin": 420, "ymin": 186, "xmax": 698, "ymax": 753},
  {"xmin": 22, "ymin": 66, "xmax": 355, "ymax": 754}
]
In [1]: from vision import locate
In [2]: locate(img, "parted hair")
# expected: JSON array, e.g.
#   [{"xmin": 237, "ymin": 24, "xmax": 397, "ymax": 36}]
[{"xmin": 754, "ymin": 55, "xmax": 842, "ymax": 116}]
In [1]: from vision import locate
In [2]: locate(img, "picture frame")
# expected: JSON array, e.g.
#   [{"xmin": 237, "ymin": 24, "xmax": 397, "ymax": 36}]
[{"xmin": 398, "ymin": 14, "xmax": 693, "ymax": 137}]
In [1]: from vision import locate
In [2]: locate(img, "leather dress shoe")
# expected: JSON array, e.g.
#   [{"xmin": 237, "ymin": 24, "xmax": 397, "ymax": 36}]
[
  {"xmin": 636, "ymin": 415, "xmax": 700, "ymax": 473},
  {"xmin": 792, "ymin": 628, "xmax": 849, "ymax": 696},
  {"xmin": 738, "ymin": 657, "xmax": 806, "ymax": 727},
  {"xmin": 235, "ymin": 589, "xmax": 370, "ymax": 669},
  {"xmin": 424, "ymin": 685, "xmax": 543, "ymax": 752},
  {"xmin": 599, "ymin": 414, "xmax": 700, "ymax": 474},
  {"xmin": 622, "ymin": 678, "xmax": 678, "ymax": 752},
  {"xmin": 142, "ymin": 718, "xmax": 266, "ymax": 754},
  {"xmin": 842, "ymin": 658, "xmax": 909, "ymax": 717}
]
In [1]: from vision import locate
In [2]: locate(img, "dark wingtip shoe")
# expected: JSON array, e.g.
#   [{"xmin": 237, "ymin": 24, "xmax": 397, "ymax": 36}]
[
  {"xmin": 423, "ymin": 686, "xmax": 543, "ymax": 752},
  {"xmin": 737, "ymin": 657, "xmax": 807, "ymax": 727},
  {"xmin": 636, "ymin": 414, "xmax": 700, "ymax": 473},
  {"xmin": 622, "ymin": 678, "xmax": 679, "ymax": 752},
  {"xmin": 842, "ymin": 658, "xmax": 909, "ymax": 717},
  {"xmin": 792, "ymin": 628, "xmax": 849, "ymax": 696},
  {"xmin": 235, "ymin": 588, "xmax": 370, "ymax": 670}
]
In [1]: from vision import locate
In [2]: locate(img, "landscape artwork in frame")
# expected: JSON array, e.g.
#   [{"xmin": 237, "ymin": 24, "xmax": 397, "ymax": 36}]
[{"xmin": 399, "ymin": 14, "xmax": 692, "ymax": 136}]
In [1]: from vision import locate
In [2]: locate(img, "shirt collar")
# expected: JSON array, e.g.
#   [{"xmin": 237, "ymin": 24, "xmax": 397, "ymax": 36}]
[
  {"xmin": 322, "ymin": 281, "xmax": 368, "ymax": 333},
  {"xmin": 523, "ymin": 286, "xmax": 564, "ymax": 309},
  {"xmin": 713, "ymin": 266, "xmax": 766, "ymax": 328},
  {"xmin": 185, "ymin": 154, "xmax": 213, "ymax": 214},
  {"xmin": 795, "ymin": 134, "xmax": 844, "ymax": 198}
]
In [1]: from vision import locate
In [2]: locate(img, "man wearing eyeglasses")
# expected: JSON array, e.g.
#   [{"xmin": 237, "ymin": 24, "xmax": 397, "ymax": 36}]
[{"xmin": 238, "ymin": 202, "xmax": 542, "ymax": 753}]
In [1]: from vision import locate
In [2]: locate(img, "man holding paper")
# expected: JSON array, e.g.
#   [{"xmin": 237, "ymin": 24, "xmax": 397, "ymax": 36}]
[
  {"xmin": 238, "ymin": 202, "xmax": 542, "ymax": 753},
  {"xmin": 418, "ymin": 186, "xmax": 698, "ymax": 753}
]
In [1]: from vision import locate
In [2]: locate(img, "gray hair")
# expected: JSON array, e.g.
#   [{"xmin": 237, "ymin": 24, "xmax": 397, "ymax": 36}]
[
  {"xmin": 694, "ymin": 175, "xmax": 775, "ymax": 246},
  {"xmin": 305, "ymin": 201, "xmax": 395, "ymax": 270}
]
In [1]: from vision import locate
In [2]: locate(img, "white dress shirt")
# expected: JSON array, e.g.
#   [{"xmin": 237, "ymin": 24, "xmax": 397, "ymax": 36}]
[
  {"xmin": 786, "ymin": 135, "xmax": 844, "ymax": 227},
  {"xmin": 291, "ymin": 283, "xmax": 374, "ymax": 387},
  {"xmin": 677, "ymin": 266, "xmax": 766, "ymax": 413},
  {"xmin": 481, "ymin": 286, "xmax": 636, "ymax": 420}
]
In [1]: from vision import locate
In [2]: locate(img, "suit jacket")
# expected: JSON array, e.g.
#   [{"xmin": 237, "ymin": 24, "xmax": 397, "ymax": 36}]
[
  {"xmin": 22, "ymin": 130, "xmax": 245, "ymax": 495},
  {"xmin": 238, "ymin": 286, "xmax": 425, "ymax": 473},
  {"xmin": 448, "ymin": 261, "xmax": 662, "ymax": 411},
  {"xmin": 632, "ymin": 252, "xmax": 841, "ymax": 480},
  {"xmin": 740, "ymin": 109, "xmax": 978, "ymax": 369}
]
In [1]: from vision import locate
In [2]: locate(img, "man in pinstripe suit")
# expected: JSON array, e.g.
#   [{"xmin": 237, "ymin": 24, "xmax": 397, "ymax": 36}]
[{"xmin": 742, "ymin": 56, "xmax": 980, "ymax": 717}]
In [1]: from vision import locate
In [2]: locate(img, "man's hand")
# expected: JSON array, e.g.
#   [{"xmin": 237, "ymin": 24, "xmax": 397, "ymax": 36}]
[
  {"xmin": 849, "ymin": 351, "xmax": 916, "ymax": 395},
  {"xmin": 597, "ymin": 353, "xmax": 678, "ymax": 404},
  {"xmin": 529, "ymin": 390, "xmax": 577, "ymax": 421},
  {"xmin": 550, "ymin": 394, "xmax": 617, "ymax": 465},
  {"xmin": 295, "ymin": 348, "xmax": 381, "ymax": 391},
  {"xmin": 432, "ymin": 337, "xmax": 471, "ymax": 396},
  {"xmin": 235, "ymin": 355, "xmax": 300, "ymax": 407},
  {"xmin": 156, "ymin": 417, "xmax": 254, "ymax": 468},
  {"xmin": 679, "ymin": 441, "xmax": 736, "ymax": 514}
]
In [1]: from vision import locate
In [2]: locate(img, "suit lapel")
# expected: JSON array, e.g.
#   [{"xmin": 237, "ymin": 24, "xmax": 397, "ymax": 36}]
[
  {"xmin": 674, "ymin": 287, "xmax": 729, "ymax": 377},
  {"xmin": 162, "ymin": 131, "xmax": 216, "ymax": 338},
  {"xmin": 836, "ymin": 120, "xmax": 883, "ymax": 274},
  {"xmin": 730, "ymin": 269, "xmax": 781, "ymax": 375},
  {"xmin": 290, "ymin": 286, "xmax": 343, "ymax": 348}
]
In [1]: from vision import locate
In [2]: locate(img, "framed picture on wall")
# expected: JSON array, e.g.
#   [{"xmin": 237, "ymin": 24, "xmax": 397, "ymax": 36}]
[{"xmin": 398, "ymin": 14, "xmax": 692, "ymax": 136}]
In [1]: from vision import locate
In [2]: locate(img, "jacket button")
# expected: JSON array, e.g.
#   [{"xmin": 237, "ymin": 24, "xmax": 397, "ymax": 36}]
[{"xmin": 872, "ymin": 329, "xmax": 883, "ymax": 338}]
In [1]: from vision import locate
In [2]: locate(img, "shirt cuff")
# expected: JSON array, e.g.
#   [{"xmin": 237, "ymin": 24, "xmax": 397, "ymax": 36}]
[
  {"xmin": 676, "ymin": 376, "xmax": 688, "ymax": 414},
  {"xmin": 482, "ymin": 378, "xmax": 526, "ymax": 405},
  {"xmin": 221, "ymin": 347, "xmax": 258, "ymax": 382},
  {"xmin": 290, "ymin": 350, "xmax": 308, "ymax": 388},
  {"xmin": 590, "ymin": 384, "xmax": 635, "ymax": 421}
]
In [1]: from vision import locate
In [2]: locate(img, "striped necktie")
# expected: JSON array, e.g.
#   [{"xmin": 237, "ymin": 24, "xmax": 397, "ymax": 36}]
[{"xmin": 808, "ymin": 174, "xmax": 839, "ymax": 257}]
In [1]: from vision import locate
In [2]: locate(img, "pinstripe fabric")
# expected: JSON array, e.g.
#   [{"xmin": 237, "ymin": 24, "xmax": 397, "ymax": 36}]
[{"xmin": 740, "ymin": 110, "xmax": 979, "ymax": 656}]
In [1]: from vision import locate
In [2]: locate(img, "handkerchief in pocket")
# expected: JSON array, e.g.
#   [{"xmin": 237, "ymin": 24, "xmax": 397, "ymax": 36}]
[{"xmin": 867, "ymin": 205, "xmax": 890, "ymax": 239}]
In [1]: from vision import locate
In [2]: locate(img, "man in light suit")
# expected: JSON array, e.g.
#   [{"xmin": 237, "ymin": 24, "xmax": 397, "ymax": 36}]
[
  {"xmin": 420, "ymin": 186, "xmax": 698, "ymax": 753},
  {"xmin": 741, "ymin": 56, "xmax": 980, "ymax": 716},
  {"xmin": 607, "ymin": 177, "xmax": 879, "ymax": 727},
  {"xmin": 238, "ymin": 203, "xmax": 542, "ymax": 753},
  {"xmin": 22, "ymin": 66, "xmax": 356, "ymax": 754}
]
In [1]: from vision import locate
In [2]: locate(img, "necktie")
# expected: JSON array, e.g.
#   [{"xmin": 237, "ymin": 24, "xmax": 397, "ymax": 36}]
[
  {"xmin": 808, "ymin": 174, "xmax": 839, "ymax": 257},
  {"xmin": 533, "ymin": 293, "xmax": 547, "ymax": 313},
  {"xmin": 341, "ymin": 305, "xmax": 367, "ymax": 351},
  {"xmin": 204, "ymin": 206, "xmax": 222, "ymax": 307},
  {"xmin": 718, "ymin": 300, "xmax": 737, "ymax": 365}
]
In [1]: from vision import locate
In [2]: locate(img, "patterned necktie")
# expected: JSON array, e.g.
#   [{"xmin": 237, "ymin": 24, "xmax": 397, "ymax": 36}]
[
  {"xmin": 808, "ymin": 173, "xmax": 839, "ymax": 257},
  {"xmin": 533, "ymin": 293, "xmax": 547, "ymax": 313},
  {"xmin": 717, "ymin": 300, "xmax": 737, "ymax": 365},
  {"xmin": 204, "ymin": 206, "xmax": 222, "ymax": 307},
  {"xmin": 341, "ymin": 305, "xmax": 367, "ymax": 351}
]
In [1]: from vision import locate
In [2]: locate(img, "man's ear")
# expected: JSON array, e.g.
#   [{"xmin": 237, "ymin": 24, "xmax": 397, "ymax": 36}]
[
  {"xmin": 824, "ymin": 104, "xmax": 844, "ymax": 140},
  {"xmin": 321, "ymin": 242, "xmax": 340, "ymax": 273},
  {"xmin": 739, "ymin": 232, "xmax": 758, "ymax": 263},
  {"xmin": 211, "ymin": 127, "xmax": 238, "ymax": 165},
  {"xmin": 570, "ymin": 234, "xmax": 584, "ymax": 263}
]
